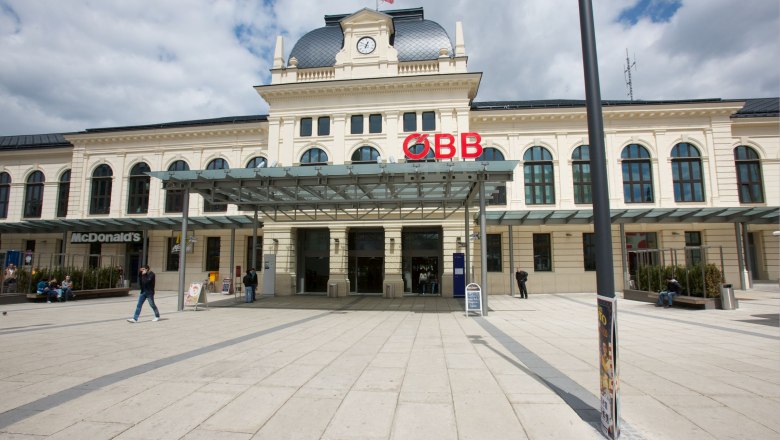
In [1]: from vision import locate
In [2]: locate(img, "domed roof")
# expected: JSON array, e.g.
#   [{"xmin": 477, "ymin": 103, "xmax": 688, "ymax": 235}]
[{"xmin": 288, "ymin": 8, "xmax": 453, "ymax": 69}]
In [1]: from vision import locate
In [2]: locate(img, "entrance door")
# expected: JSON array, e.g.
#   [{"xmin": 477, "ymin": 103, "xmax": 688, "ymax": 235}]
[
  {"xmin": 348, "ymin": 229, "xmax": 384, "ymax": 294},
  {"xmin": 297, "ymin": 229, "xmax": 329, "ymax": 293},
  {"xmin": 402, "ymin": 228, "xmax": 442, "ymax": 295},
  {"xmin": 126, "ymin": 241, "xmax": 143, "ymax": 288}
]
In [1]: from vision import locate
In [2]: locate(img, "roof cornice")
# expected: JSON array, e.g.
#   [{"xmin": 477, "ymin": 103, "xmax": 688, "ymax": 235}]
[{"xmin": 65, "ymin": 122, "xmax": 268, "ymax": 145}]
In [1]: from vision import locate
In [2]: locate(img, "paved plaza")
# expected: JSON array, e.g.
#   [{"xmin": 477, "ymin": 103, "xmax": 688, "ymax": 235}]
[{"xmin": 0, "ymin": 284, "xmax": 778, "ymax": 440}]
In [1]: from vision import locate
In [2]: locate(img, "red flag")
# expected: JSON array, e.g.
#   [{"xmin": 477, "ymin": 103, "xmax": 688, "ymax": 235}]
[{"xmin": 381, "ymin": 0, "xmax": 394, "ymax": 3}]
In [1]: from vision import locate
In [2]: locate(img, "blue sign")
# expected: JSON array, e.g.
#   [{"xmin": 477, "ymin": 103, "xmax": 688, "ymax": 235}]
[{"xmin": 453, "ymin": 253, "xmax": 465, "ymax": 298}]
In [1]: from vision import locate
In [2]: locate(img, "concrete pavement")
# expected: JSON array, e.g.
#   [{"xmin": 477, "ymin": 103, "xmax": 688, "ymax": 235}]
[{"xmin": 0, "ymin": 284, "xmax": 778, "ymax": 439}]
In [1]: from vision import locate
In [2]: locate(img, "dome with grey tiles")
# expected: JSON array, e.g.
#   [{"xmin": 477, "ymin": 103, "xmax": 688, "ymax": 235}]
[{"xmin": 288, "ymin": 9, "xmax": 453, "ymax": 69}]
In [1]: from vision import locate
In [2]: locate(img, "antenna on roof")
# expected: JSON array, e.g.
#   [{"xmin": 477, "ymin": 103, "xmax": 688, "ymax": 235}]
[{"xmin": 624, "ymin": 48, "xmax": 638, "ymax": 101}]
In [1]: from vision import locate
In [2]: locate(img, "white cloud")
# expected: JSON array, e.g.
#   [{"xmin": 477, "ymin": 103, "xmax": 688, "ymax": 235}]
[{"xmin": 0, "ymin": 0, "xmax": 777, "ymax": 135}]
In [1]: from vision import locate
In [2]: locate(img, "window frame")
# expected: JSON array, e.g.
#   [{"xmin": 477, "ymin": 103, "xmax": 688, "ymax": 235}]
[
  {"xmin": 317, "ymin": 116, "xmax": 330, "ymax": 136},
  {"xmin": 477, "ymin": 147, "xmax": 507, "ymax": 205},
  {"xmin": 572, "ymin": 145, "xmax": 592, "ymax": 204},
  {"xmin": 301, "ymin": 148, "xmax": 329, "ymax": 166},
  {"xmin": 165, "ymin": 160, "xmax": 189, "ymax": 213},
  {"xmin": 300, "ymin": 117, "xmax": 312, "ymax": 137},
  {"xmin": 350, "ymin": 115, "xmax": 364, "ymax": 134},
  {"xmin": 0, "ymin": 172, "xmax": 10, "ymax": 219},
  {"xmin": 166, "ymin": 237, "xmax": 180, "ymax": 272},
  {"xmin": 23, "ymin": 170, "xmax": 45, "ymax": 219},
  {"xmin": 621, "ymin": 144, "xmax": 654, "ymax": 203},
  {"xmin": 89, "ymin": 164, "xmax": 113, "ymax": 215},
  {"xmin": 734, "ymin": 145, "xmax": 765, "ymax": 203},
  {"xmin": 533, "ymin": 233, "xmax": 552, "ymax": 272},
  {"xmin": 421, "ymin": 111, "xmax": 435, "ymax": 131},
  {"xmin": 351, "ymin": 146, "xmax": 380, "ymax": 164},
  {"xmin": 56, "ymin": 169, "xmax": 71, "ymax": 218},
  {"xmin": 403, "ymin": 112, "xmax": 417, "ymax": 132},
  {"xmin": 246, "ymin": 236, "xmax": 263, "ymax": 271},
  {"xmin": 127, "ymin": 162, "xmax": 151, "ymax": 214},
  {"xmin": 583, "ymin": 233, "xmax": 596, "ymax": 271},
  {"xmin": 671, "ymin": 143, "xmax": 704, "ymax": 202},
  {"xmin": 486, "ymin": 233, "xmax": 502, "ymax": 272},
  {"xmin": 523, "ymin": 146, "xmax": 555, "ymax": 205},
  {"xmin": 205, "ymin": 237, "xmax": 221, "ymax": 272},
  {"xmin": 369, "ymin": 114, "xmax": 382, "ymax": 133}
]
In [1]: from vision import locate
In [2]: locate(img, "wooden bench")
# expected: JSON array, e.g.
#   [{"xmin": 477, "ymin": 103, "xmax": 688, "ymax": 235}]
[
  {"xmin": 623, "ymin": 289, "xmax": 719, "ymax": 309},
  {"xmin": 26, "ymin": 287, "xmax": 131, "ymax": 302}
]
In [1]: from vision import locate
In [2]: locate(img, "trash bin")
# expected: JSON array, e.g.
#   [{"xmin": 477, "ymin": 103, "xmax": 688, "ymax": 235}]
[
  {"xmin": 719, "ymin": 283, "xmax": 738, "ymax": 310},
  {"xmin": 327, "ymin": 282, "xmax": 338, "ymax": 298}
]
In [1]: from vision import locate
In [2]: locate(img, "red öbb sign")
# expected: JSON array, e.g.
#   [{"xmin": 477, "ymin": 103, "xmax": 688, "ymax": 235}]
[{"xmin": 403, "ymin": 132, "xmax": 483, "ymax": 160}]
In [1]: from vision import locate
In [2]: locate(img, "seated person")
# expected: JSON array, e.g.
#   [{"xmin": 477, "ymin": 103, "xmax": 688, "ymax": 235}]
[
  {"xmin": 3, "ymin": 264, "xmax": 17, "ymax": 287},
  {"xmin": 60, "ymin": 275, "xmax": 75, "ymax": 301},
  {"xmin": 46, "ymin": 277, "xmax": 63, "ymax": 303},
  {"xmin": 657, "ymin": 276, "xmax": 682, "ymax": 308}
]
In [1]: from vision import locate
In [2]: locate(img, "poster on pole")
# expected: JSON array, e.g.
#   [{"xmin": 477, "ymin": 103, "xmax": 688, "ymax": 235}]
[
  {"xmin": 597, "ymin": 295, "xmax": 620, "ymax": 439},
  {"xmin": 465, "ymin": 283, "xmax": 482, "ymax": 316}
]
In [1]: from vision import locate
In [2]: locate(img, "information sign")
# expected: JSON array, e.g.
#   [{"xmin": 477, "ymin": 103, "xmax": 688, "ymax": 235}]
[
  {"xmin": 222, "ymin": 278, "xmax": 233, "ymax": 295},
  {"xmin": 185, "ymin": 282, "xmax": 208, "ymax": 310},
  {"xmin": 465, "ymin": 283, "xmax": 482, "ymax": 316}
]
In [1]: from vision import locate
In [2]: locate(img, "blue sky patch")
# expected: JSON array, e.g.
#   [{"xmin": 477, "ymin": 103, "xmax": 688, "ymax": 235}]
[{"xmin": 618, "ymin": 0, "xmax": 682, "ymax": 25}]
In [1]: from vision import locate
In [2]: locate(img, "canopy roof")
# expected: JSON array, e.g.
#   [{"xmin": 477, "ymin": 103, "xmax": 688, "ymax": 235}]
[
  {"xmin": 480, "ymin": 206, "xmax": 780, "ymax": 225},
  {"xmin": 0, "ymin": 215, "xmax": 256, "ymax": 234},
  {"xmin": 150, "ymin": 161, "xmax": 519, "ymax": 222}
]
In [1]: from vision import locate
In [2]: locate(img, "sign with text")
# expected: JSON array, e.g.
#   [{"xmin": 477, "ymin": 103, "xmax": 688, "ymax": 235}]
[
  {"xmin": 403, "ymin": 132, "xmax": 483, "ymax": 160},
  {"xmin": 465, "ymin": 283, "xmax": 482, "ymax": 316},
  {"xmin": 71, "ymin": 232, "xmax": 142, "ymax": 244},
  {"xmin": 597, "ymin": 295, "xmax": 620, "ymax": 439}
]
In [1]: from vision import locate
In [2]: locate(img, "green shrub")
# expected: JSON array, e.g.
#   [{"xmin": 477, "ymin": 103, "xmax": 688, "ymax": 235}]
[
  {"xmin": 635, "ymin": 263, "xmax": 723, "ymax": 297},
  {"xmin": 13, "ymin": 266, "xmax": 122, "ymax": 294}
]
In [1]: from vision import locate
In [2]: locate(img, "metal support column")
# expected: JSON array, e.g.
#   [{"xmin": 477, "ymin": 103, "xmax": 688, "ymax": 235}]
[
  {"xmin": 734, "ymin": 222, "xmax": 747, "ymax": 290},
  {"xmin": 741, "ymin": 222, "xmax": 753, "ymax": 289},
  {"xmin": 620, "ymin": 223, "xmax": 628, "ymax": 289},
  {"xmin": 252, "ymin": 208, "xmax": 258, "ymax": 270},
  {"xmin": 177, "ymin": 188, "xmax": 190, "ymax": 311},
  {"xmin": 479, "ymin": 179, "xmax": 488, "ymax": 316},
  {"xmin": 141, "ymin": 229, "xmax": 148, "ymax": 267},
  {"xmin": 229, "ymin": 227, "xmax": 235, "ymax": 294},
  {"xmin": 464, "ymin": 204, "xmax": 470, "ymax": 285},
  {"xmin": 509, "ymin": 225, "xmax": 515, "ymax": 297}
]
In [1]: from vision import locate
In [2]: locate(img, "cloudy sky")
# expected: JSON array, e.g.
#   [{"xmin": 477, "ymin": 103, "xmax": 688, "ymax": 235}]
[{"xmin": 1, "ymin": 0, "xmax": 778, "ymax": 136}]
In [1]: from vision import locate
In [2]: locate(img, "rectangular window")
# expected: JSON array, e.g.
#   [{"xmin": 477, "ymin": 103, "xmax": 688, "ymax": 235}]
[
  {"xmin": 89, "ymin": 242, "xmax": 101, "ymax": 268},
  {"xmin": 422, "ymin": 111, "xmax": 436, "ymax": 131},
  {"xmin": 369, "ymin": 114, "xmax": 382, "ymax": 133},
  {"xmin": 205, "ymin": 237, "xmax": 220, "ymax": 271},
  {"xmin": 486, "ymin": 234, "xmax": 502, "ymax": 272},
  {"xmin": 403, "ymin": 112, "xmax": 417, "ymax": 132},
  {"xmin": 350, "ymin": 115, "xmax": 363, "ymax": 134},
  {"xmin": 583, "ymin": 233, "xmax": 596, "ymax": 271},
  {"xmin": 317, "ymin": 116, "xmax": 330, "ymax": 136},
  {"xmin": 685, "ymin": 231, "xmax": 702, "ymax": 267},
  {"xmin": 300, "ymin": 117, "xmax": 312, "ymax": 137},
  {"xmin": 246, "ymin": 236, "xmax": 263, "ymax": 272},
  {"xmin": 166, "ymin": 237, "xmax": 180, "ymax": 272},
  {"xmin": 533, "ymin": 234, "xmax": 552, "ymax": 271}
]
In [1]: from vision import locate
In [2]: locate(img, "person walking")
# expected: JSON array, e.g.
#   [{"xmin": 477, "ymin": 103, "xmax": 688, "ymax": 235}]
[
  {"xmin": 128, "ymin": 265, "xmax": 160, "ymax": 323},
  {"xmin": 243, "ymin": 268, "xmax": 257, "ymax": 303},
  {"xmin": 515, "ymin": 266, "xmax": 528, "ymax": 299}
]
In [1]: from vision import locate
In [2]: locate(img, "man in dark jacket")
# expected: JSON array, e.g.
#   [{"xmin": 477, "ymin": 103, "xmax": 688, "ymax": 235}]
[
  {"xmin": 128, "ymin": 265, "xmax": 160, "ymax": 322},
  {"xmin": 243, "ymin": 268, "xmax": 258, "ymax": 303},
  {"xmin": 515, "ymin": 266, "xmax": 528, "ymax": 299}
]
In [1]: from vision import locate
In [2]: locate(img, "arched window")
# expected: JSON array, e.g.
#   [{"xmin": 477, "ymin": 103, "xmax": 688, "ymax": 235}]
[
  {"xmin": 57, "ymin": 170, "xmax": 71, "ymax": 217},
  {"xmin": 127, "ymin": 162, "xmax": 151, "ymax": 214},
  {"xmin": 476, "ymin": 147, "xmax": 506, "ymax": 205},
  {"xmin": 621, "ymin": 144, "xmax": 654, "ymax": 203},
  {"xmin": 734, "ymin": 146, "xmax": 764, "ymax": 203},
  {"xmin": 406, "ymin": 143, "xmax": 435, "ymax": 163},
  {"xmin": 246, "ymin": 156, "xmax": 267, "ymax": 168},
  {"xmin": 165, "ymin": 160, "xmax": 189, "ymax": 213},
  {"xmin": 300, "ymin": 148, "xmax": 328, "ymax": 166},
  {"xmin": 572, "ymin": 145, "xmax": 591, "ymax": 204},
  {"xmin": 523, "ymin": 146, "xmax": 555, "ymax": 205},
  {"xmin": 23, "ymin": 171, "xmax": 45, "ymax": 218},
  {"xmin": 204, "ymin": 158, "xmax": 229, "ymax": 212},
  {"xmin": 0, "ymin": 172, "xmax": 11, "ymax": 219},
  {"xmin": 671, "ymin": 143, "xmax": 704, "ymax": 202},
  {"xmin": 351, "ymin": 146, "xmax": 380, "ymax": 164},
  {"xmin": 90, "ymin": 164, "xmax": 113, "ymax": 214}
]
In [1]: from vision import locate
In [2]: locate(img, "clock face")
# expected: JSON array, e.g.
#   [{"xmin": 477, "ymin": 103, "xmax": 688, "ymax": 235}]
[{"xmin": 356, "ymin": 36, "xmax": 376, "ymax": 54}]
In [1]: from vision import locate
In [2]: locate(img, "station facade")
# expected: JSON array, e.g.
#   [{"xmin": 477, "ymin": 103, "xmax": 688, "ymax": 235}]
[{"xmin": 1, "ymin": 7, "xmax": 778, "ymax": 296}]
